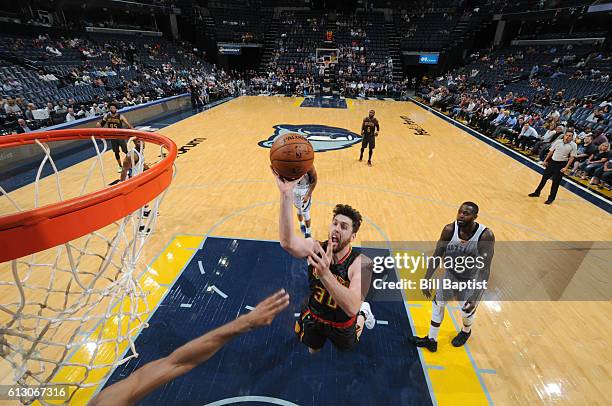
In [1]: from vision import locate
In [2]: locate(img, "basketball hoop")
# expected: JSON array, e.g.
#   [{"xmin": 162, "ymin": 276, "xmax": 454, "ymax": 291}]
[
  {"xmin": 0, "ymin": 128, "xmax": 176, "ymax": 262},
  {"xmin": 0, "ymin": 128, "xmax": 176, "ymax": 404}
]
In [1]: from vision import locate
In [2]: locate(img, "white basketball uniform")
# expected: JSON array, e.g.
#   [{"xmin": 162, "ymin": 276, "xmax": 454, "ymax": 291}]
[
  {"xmin": 293, "ymin": 172, "xmax": 313, "ymax": 220},
  {"xmin": 127, "ymin": 141, "xmax": 145, "ymax": 178},
  {"xmin": 429, "ymin": 220, "xmax": 488, "ymax": 338},
  {"xmin": 435, "ymin": 220, "xmax": 487, "ymax": 305}
]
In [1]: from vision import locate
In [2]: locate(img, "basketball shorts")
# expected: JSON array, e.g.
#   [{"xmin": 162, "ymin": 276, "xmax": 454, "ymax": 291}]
[
  {"xmin": 362, "ymin": 135, "xmax": 375, "ymax": 149},
  {"xmin": 434, "ymin": 270, "xmax": 480, "ymax": 309},
  {"xmin": 295, "ymin": 307, "xmax": 358, "ymax": 351},
  {"xmin": 110, "ymin": 139, "xmax": 128, "ymax": 156},
  {"xmin": 293, "ymin": 188, "xmax": 311, "ymax": 218}
]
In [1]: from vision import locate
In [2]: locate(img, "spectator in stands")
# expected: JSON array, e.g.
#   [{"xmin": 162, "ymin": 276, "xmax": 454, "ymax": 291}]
[
  {"xmin": 592, "ymin": 130, "xmax": 609, "ymax": 146},
  {"xmin": 2, "ymin": 79, "xmax": 15, "ymax": 93},
  {"xmin": 16, "ymin": 118, "xmax": 32, "ymax": 133},
  {"xmin": 488, "ymin": 110, "xmax": 511, "ymax": 135},
  {"xmin": 492, "ymin": 113, "xmax": 517, "ymax": 138},
  {"xmin": 37, "ymin": 70, "xmax": 56, "ymax": 82},
  {"xmin": 45, "ymin": 102, "xmax": 55, "ymax": 115},
  {"xmin": 15, "ymin": 98, "xmax": 26, "ymax": 113},
  {"xmin": 560, "ymin": 107, "xmax": 573, "ymax": 122},
  {"xmin": 586, "ymin": 108, "xmax": 604, "ymax": 124},
  {"xmin": 500, "ymin": 116, "xmax": 525, "ymax": 143},
  {"xmin": 46, "ymin": 45, "xmax": 62, "ymax": 57},
  {"xmin": 24, "ymin": 103, "xmax": 36, "ymax": 121},
  {"xmin": 576, "ymin": 126, "xmax": 593, "ymax": 142},
  {"xmin": 55, "ymin": 101, "xmax": 68, "ymax": 114},
  {"xmin": 589, "ymin": 158, "xmax": 612, "ymax": 188},
  {"xmin": 515, "ymin": 123, "xmax": 540, "ymax": 150},
  {"xmin": 76, "ymin": 105, "xmax": 90, "ymax": 118},
  {"xmin": 65, "ymin": 108, "xmax": 77, "ymax": 122},
  {"xmin": 473, "ymin": 104, "xmax": 496, "ymax": 129},
  {"xmin": 578, "ymin": 143, "xmax": 610, "ymax": 179},
  {"xmin": 7, "ymin": 77, "xmax": 22, "ymax": 89},
  {"xmin": 90, "ymin": 104, "xmax": 103, "ymax": 116},
  {"xmin": 4, "ymin": 98, "xmax": 22, "ymax": 115},
  {"xmin": 547, "ymin": 108, "xmax": 561, "ymax": 121},
  {"xmin": 201, "ymin": 86, "xmax": 209, "ymax": 105},
  {"xmin": 533, "ymin": 125, "xmax": 563, "ymax": 160},
  {"xmin": 571, "ymin": 135, "xmax": 598, "ymax": 175}
]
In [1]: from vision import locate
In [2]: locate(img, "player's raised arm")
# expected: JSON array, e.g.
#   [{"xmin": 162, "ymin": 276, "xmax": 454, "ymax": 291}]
[
  {"xmin": 89, "ymin": 290, "xmax": 290, "ymax": 406},
  {"xmin": 121, "ymin": 114, "xmax": 134, "ymax": 129},
  {"xmin": 304, "ymin": 166, "xmax": 318, "ymax": 201},
  {"xmin": 272, "ymin": 167, "xmax": 318, "ymax": 258}
]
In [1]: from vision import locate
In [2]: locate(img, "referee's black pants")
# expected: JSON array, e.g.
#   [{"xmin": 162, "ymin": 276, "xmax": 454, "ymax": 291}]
[{"xmin": 534, "ymin": 160, "xmax": 566, "ymax": 200}]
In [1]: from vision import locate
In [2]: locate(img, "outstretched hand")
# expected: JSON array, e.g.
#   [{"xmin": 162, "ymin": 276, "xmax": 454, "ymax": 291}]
[
  {"xmin": 307, "ymin": 240, "xmax": 333, "ymax": 279},
  {"xmin": 244, "ymin": 289, "xmax": 290, "ymax": 329},
  {"xmin": 271, "ymin": 166, "xmax": 300, "ymax": 194}
]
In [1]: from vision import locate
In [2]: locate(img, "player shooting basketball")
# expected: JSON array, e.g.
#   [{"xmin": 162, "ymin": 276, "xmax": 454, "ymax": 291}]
[
  {"xmin": 90, "ymin": 290, "xmax": 289, "ymax": 406},
  {"xmin": 272, "ymin": 168, "xmax": 376, "ymax": 353},
  {"xmin": 294, "ymin": 166, "xmax": 317, "ymax": 238},
  {"xmin": 411, "ymin": 202, "xmax": 495, "ymax": 352}
]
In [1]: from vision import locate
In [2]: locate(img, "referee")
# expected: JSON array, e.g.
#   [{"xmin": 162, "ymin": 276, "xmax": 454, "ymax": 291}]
[{"xmin": 529, "ymin": 131, "xmax": 577, "ymax": 205}]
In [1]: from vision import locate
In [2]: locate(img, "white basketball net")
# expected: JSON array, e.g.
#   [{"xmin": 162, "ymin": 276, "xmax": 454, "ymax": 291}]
[{"xmin": 0, "ymin": 136, "xmax": 172, "ymax": 405}]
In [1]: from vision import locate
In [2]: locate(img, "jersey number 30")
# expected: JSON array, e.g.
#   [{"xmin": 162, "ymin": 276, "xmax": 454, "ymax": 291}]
[{"xmin": 313, "ymin": 286, "xmax": 337, "ymax": 309}]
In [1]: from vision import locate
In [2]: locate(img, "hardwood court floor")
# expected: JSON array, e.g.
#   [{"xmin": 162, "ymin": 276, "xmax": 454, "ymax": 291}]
[{"xmin": 2, "ymin": 96, "xmax": 610, "ymax": 405}]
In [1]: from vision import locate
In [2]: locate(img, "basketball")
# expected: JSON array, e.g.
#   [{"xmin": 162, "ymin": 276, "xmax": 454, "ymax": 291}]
[{"xmin": 270, "ymin": 133, "xmax": 314, "ymax": 180}]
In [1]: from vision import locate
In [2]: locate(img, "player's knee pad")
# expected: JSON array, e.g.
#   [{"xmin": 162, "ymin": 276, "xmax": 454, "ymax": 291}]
[
  {"xmin": 460, "ymin": 307, "xmax": 476, "ymax": 328},
  {"xmin": 431, "ymin": 299, "xmax": 445, "ymax": 324}
]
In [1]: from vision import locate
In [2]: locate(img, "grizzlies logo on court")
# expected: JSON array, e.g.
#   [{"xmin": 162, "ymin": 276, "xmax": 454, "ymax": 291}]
[{"xmin": 258, "ymin": 124, "xmax": 362, "ymax": 152}]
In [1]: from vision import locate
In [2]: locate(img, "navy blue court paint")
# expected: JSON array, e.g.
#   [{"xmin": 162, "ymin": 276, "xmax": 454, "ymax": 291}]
[
  {"xmin": 409, "ymin": 97, "xmax": 612, "ymax": 214},
  {"xmin": 300, "ymin": 97, "xmax": 348, "ymax": 109},
  {"xmin": 104, "ymin": 237, "xmax": 432, "ymax": 406}
]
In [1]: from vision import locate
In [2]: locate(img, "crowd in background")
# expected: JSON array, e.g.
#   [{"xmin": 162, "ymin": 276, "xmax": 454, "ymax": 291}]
[
  {"xmin": 418, "ymin": 71, "xmax": 611, "ymax": 189},
  {"xmin": 0, "ymin": 33, "xmax": 244, "ymax": 134}
]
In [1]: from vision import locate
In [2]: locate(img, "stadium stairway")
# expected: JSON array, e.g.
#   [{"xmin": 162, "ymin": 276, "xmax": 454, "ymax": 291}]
[
  {"xmin": 203, "ymin": 13, "xmax": 217, "ymax": 45},
  {"xmin": 442, "ymin": 10, "xmax": 494, "ymax": 70},
  {"xmin": 258, "ymin": 17, "xmax": 280, "ymax": 75},
  {"xmin": 384, "ymin": 21, "xmax": 403, "ymax": 82}
]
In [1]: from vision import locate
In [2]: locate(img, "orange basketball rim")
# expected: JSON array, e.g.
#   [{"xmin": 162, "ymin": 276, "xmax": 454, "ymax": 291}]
[{"xmin": 0, "ymin": 128, "xmax": 177, "ymax": 263}]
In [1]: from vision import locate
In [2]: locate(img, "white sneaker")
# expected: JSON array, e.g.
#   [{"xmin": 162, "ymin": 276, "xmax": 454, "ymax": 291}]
[{"xmin": 360, "ymin": 302, "xmax": 376, "ymax": 330}]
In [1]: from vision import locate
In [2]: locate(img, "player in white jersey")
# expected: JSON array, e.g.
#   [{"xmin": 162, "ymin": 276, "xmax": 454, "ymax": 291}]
[
  {"xmin": 293, "ymin": 166, "xmax": 318, "ymax": 238},
  {"xmin": 119, "ymin": 138, "xmax": 151, "ymax": 234},
  {"xmin": 411, "ymin": 202, "xmax": 495, "ymax": 352},
  {"xmin": 120, "ymin": 138, "xmax": 146, "ymax": 182}
]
